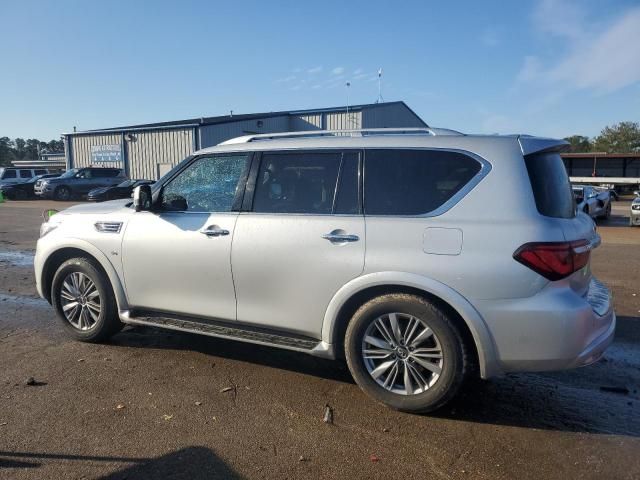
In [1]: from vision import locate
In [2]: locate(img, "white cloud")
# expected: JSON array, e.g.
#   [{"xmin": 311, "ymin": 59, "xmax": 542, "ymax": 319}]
[
  {"xmin": 275, "ymin": 75, "xmax": 296, "ymax": 83},
  {"xmin": 332, "ymin": 67, "xmax": 345, "ymax": 75},
  {"xmin": 353, "ymin": 68, "xmax": 363, "ymax": 75},
  {"xmin": 515, "ymin": 5, "xmax": 640, "ymax": 97},
  {"xmin": 307, "ymin": 66, "xmax": 323, "ymax": 74}
]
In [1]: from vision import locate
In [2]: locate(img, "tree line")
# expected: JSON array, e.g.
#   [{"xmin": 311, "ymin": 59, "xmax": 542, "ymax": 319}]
[
  {"xmin": 0, "ymin": 137, "xmax": 64, "ymax": 167},
  {"xmin": 564, "ymin": 121, "xmax": 640, "ymax": 154}
]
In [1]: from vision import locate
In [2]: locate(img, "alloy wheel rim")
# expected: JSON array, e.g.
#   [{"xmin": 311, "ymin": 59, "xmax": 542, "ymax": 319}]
[
  {"xmin": 60, "ymin": 272, "xmax": 101, "ymax": 330},
  {"xmin": 361, "ymin": 312, "xmax": 443, "ymax": 395}
]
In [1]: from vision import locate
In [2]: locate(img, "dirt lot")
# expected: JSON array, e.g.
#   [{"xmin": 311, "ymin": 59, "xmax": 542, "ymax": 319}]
[{"xmin": 0, "ymin": 199, "xmax": 639, "ymax": 479}]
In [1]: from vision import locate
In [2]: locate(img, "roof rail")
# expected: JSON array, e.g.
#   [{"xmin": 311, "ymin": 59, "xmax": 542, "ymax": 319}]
[{"xmin": 218, "ymin": 127, "xmax": 463, "ymax": 145}]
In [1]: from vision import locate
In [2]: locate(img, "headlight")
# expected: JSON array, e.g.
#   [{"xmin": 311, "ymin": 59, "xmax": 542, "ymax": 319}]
[{"xmin": 39, "ymin": 222, "xmax": 58, "ymax": 238}]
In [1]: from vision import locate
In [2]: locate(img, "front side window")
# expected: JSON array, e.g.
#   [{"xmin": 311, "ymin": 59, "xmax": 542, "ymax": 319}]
[
  {"xmin": 252, "ymin": 151, "xmax": 349, "ymax": 214},
  {"xmin": 34, "ymin": 169, "xmax": 47, "ymax": 175},
  {"xmin": 364, "ymin": 149, "xmax": 482, "ymax": 215},
  {"xmin": 160, "ymin": 154, "xmax": 250, "ymax": 212}
]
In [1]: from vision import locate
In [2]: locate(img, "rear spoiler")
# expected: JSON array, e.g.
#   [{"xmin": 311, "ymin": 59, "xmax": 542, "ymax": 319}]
[{"xmin": 518, "ymin": 135, "xmax": 570, "ymax": 156}]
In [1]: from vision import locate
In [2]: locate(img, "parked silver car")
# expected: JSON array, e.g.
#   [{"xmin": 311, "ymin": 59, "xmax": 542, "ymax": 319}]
[
  {"xmin": 34, "ymin": 128, "xmax": 615, "ymax": 412},
  {"xmin": 572, "ymin": 185, "xmax": 612, "ymax": 220},
  {"xmin": 630, "ymin": 195, "xmax": 640, "ymax": 226}
]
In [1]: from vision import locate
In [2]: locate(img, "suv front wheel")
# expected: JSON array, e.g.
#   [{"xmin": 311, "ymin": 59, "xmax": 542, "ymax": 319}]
[
  {"xmin": 345, "ymin": 294, "xmax": 468, "ymax": 413},
  {"xmin": 51, "ymin": 257, "xmax": 123, "ymax": 342}
]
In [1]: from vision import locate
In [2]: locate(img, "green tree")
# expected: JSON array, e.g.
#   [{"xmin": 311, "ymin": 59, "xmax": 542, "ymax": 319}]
[
  {"xmin": 593, "ymin": 121, "xmax": 640, "ymax": 153},
  {"xmin": 564, "ymin": 135, "xmax": 592, "ymax": 153},
  {"xmin": 0, "ymin": 137, "xmax": 14, "ymax": 167},
  {"xmin": 12, "ymin": 138, "xmax": 26, "ymax": 159}
]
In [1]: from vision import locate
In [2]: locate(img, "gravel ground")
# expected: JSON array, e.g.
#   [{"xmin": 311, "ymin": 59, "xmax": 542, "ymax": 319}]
[{"xmin": 0, "ymin": 199, "xmax": 639, "ymax": 479}]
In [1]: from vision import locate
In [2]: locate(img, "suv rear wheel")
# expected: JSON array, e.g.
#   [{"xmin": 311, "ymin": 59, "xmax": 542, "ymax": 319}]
[
  {"xmin": 51, "ymin": 258, "xmax": 123, "ymax": 342},
  {"xmin": 345, "ymin": 294, "xmax": 468, "ymax": 413}
]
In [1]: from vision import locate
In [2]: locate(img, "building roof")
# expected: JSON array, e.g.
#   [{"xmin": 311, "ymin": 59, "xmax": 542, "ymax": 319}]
[{"xmin": 64, "ymin": 101, "xmax": 427, "ymax": 135}]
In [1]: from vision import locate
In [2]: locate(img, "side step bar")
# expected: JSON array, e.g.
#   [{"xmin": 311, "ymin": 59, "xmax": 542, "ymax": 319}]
[{"xmin": 119, "ymin": 311, "xmax": 335, "ymax": 359}]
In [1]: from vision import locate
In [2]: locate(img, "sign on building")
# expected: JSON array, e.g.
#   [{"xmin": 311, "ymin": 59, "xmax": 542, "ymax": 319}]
[{"xmin": 91, "ymin": 144, "xmax": 122, "ymax": 163}]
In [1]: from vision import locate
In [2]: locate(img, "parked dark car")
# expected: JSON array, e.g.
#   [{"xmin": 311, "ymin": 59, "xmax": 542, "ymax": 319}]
[
  {"xmin": 0, "ymin": 173, "xmax": 60, "ymax": 200},
  {"xmin": 87, "ymin": 179, "xmax": 154, "ymax": 202},
  {"xmin": 38, "ymin": 167, "xmax": 126, "ymax": 200}
]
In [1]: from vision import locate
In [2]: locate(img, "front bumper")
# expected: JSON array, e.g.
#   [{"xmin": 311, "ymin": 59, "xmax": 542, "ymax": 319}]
[
  {"xmin": 630, "ymin": 210, "xmax": 640, "ymax": 226},
  {"xmin": 476, "ymin": 276, "xmax": 615, "ymax": 374}
]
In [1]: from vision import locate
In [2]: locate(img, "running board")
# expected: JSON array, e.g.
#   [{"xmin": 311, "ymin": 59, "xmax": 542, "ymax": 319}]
[{"xmin": 119, "ymin": 310, "xmax": 335, "ymax": 359}]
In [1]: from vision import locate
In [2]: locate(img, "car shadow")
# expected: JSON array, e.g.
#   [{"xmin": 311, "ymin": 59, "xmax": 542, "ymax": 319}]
[
  {"xmin": 110, "ymin": 325, "xmax": 354, "ymax": 384},
  {"xmin": 0, "ymin": 447, "xmax": 241, "ymax": 479},
  {"xmin": 108, "ymin": 317, "xmax": 640, "ymax": 437}
]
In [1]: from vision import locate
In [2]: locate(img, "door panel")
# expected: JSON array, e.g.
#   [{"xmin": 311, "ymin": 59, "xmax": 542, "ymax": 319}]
[
  {"xmin": 122, "ymin": 212, "xmax": 238, "ymax": 319},
  {"xmin": 231, "ymin": 149, "xmax": 364, "ymax": 337},
  {"xmin": 231, "ymin": 214, "xmax": 364, "ymax": 337}
]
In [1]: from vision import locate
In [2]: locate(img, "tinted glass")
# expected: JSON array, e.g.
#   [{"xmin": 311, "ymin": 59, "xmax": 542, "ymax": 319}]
[
  {"xmin": 161, "ymin": 154, "xmax": 249, "ymax": 212},
  {"xmin": 525, "ymin": 153, "xmax": 575, "ymax": 218},
  {"xmin": 19, "ymin": 170, "xmax": 32, "ymax": 178},
  {"xmin": 253, "ymin": 152, "xmax": 341, "ymax": 214},
  {"xmin": 334, "ymin": 151, "xmax": 360, "ymax": 214},
  {"xmin": 34, "ymin": 169, "xmax": 47, "ymax": 175},
  {"xmin": 2, "ymin": 170, "xmax": 17, "ymax": 179},
  {"xmin": 364, "ymin": 149, "xmax": 481, "ymax": 215},
  {"xmin": 93, "ymin": 169, "xmax": 117, "ymax": 178}
]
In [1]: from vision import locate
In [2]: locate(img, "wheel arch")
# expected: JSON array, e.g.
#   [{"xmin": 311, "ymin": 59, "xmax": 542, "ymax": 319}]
[
  {"xmin": 40, "ymin": 241, "xmax": 127, "ymax": 310},
  {"xmin": 322, "ymin": 272, "xmax": 501, "ymax": 379}
]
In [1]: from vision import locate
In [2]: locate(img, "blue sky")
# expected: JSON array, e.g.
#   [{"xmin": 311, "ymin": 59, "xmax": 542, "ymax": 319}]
[{"xmin": 1, "ymin": 0, "xmax": 639, "ymax": 140}]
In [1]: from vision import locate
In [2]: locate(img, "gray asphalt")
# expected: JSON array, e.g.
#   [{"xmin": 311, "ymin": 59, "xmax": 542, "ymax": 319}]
[{"xmin": 0, "ymin": 200, "xmax": 639, "ymax": 479}]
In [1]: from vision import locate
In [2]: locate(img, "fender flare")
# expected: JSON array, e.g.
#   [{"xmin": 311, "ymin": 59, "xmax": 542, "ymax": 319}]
[
  {"xmin": 321, "ymin": 272, "xmax": 501, "ymax": 378},
  {"xmin": 39, "ymin": 238, "xmax": 129, "ymax": 311}
]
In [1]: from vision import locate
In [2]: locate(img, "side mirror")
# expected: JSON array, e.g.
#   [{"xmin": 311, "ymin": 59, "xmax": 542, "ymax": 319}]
[
  {"xmin": 133, "ymin": 184, "xmax": 152, "ymax": 212},
  {"xmin": 634, "ymin": 191, "xmax": 639, "ymax": 196}
]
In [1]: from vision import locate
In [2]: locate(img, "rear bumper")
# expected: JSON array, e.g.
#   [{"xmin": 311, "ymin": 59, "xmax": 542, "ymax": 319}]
[{"xmin": 476, "ymin": 276, "xmax": 615, "ymax": 374}]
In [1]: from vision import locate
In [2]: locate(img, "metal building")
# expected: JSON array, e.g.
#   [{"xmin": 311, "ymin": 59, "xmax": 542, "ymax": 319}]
[{"xmin": 62, "ymin": 101, "xmax": 426, "ymax": 180}]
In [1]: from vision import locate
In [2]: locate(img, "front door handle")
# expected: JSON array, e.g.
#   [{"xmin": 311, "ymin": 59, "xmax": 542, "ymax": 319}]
[
  {"xmin": 322, "ymin": 230, "xmax": 359, "ymax": 243},
  {"xmin": 200, "ymin": 225, "xmax": 230, "ymax": 237}
]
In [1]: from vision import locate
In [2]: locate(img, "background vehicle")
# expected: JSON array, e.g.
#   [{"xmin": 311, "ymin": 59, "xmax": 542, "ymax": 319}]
[
  {"xmin": 38, "ymin": 167, "xmax": 126, "ymax": 200},
  {"xmin": 0, "ymin": 173, "xmax": 59, "ymax": 200},
  {"xmin": 630, "ymin": 195, "xmax": 640, "ymax": 226},
  {"xmin": 572, "ymin": 185, "xmax": 612, "ymax": 219},
  {"xmin": 0, "ymin": 167, "xmax": 52, "ymax": 186},
  {"xmin": 87, "ymin": 179, "xmax": 154, "ymax": 202},
  {"xmin": 35, "ymin": 129, "xmax": 614, "ymax": 413}
]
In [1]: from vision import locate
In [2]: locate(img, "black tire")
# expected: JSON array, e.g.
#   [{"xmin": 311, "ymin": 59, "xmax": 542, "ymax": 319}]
[
  {"xmin": 51, "ymin": 257, "xmax": 123, "ymax": 342},
  {"xmin": 600, "ymin": 203, "xmax": 611, "ymax": 220},
  {"xmin": 345, "ymin": 294, "xmax": 468, "ymax": 413},
  {"xmin": 54, "ymin": 185, "xmax": 71, "ymax": 201}
]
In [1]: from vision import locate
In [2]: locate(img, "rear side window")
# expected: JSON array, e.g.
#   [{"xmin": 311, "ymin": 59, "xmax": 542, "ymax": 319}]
[
  {"xmin": 252, "ymin": 152, "xmax": 343, "ymax": 214},
  {"xmin": 2, "ymin": 170, "xmax": 17, "ymax": 179},
  {"xmin": 525, "ymin": 153, "xmax": 575, "ymax": 219},
  {"xmin": 19, "ymin": 169, "xmax": 32, "ymax": 178},
  {"xmin": 34, "ymin": 169, "xmax": 47, "ymax": 175},
  {"xmin": 364, "ymin": 149, "xmax": 481, "ymax": 215}
]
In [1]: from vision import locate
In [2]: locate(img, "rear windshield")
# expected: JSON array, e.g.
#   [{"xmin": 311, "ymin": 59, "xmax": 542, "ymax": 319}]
[{"xmin": 525, "ymin": 152, "xmax": 575, "ymax": 218}]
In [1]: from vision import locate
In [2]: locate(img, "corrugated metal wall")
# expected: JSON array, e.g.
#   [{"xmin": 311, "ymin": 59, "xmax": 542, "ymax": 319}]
[
  {"xmin": 200, "ymin": 115, "xmax": 290, "ymax": 148},
  {"xmin": 126, "ymin": 128, "xmax": 194, "ymax": 180},
  {"xmin": 289, "ymin": 113, "xmax": 323, "ymax": 131},
  {"xmin": 70, "ymin": 133, "xmax": 123, "ymax": 169},
  {"xmin": 326, "ymin": 111, "xmax": 362, "ymax": 130},
  {"xmin": 362, "ymin": 102, "xmax": 426, "ymax": 128}
]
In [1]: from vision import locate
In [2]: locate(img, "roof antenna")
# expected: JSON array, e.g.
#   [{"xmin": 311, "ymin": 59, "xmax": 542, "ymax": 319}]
[
  {"xmin": 376, "ymin": 68, "xmax": 384, "ymax": 104},
  {"xmin": 345, "ymin": 81, "xmax": 351, "ymax": 128}
]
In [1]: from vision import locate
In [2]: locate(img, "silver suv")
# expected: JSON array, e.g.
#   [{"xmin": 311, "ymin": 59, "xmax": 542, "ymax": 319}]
[{"xmin": 34, "ymin": 128, "xmax": 615, "ymax": 412}]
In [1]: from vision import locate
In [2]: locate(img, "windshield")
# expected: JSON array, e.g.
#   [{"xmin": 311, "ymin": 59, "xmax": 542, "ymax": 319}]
[{"xmin": 59, "ymin": 169, "xmax": 81, "ymax": 178}]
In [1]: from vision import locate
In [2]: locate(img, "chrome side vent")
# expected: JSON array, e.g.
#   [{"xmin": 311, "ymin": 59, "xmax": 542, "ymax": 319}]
[{"xmin": 94, "ymin": 221, "xmax": 123, "ymax": 234}]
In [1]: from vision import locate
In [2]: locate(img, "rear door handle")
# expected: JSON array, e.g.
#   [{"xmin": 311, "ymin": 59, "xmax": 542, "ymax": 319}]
[
  {"xmin": 322, "ymin": 231, "xmax": 359, "ymax": 243},
  {"xmin": 200, "ymin": 225, "xmax": 230, "ymax": 237}
]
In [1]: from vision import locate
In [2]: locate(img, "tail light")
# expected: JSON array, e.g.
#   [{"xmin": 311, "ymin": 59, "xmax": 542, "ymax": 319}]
[{"xmin": 513, "ymin": 240, "xmax": 590, "ymax": 281}]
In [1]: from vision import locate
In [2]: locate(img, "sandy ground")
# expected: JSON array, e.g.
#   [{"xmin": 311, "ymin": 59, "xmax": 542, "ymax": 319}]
[{"xmin": 0, "ymin": 199, "xmax": 639, "ymax": 479}]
